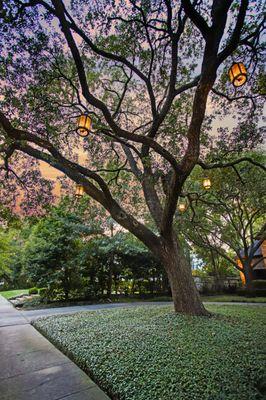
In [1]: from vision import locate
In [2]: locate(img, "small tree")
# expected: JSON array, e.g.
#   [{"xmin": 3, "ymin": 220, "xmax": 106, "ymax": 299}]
[
  {"xmin": 89, "ymin": 231, "xmax": 167, "ymax": 297},
  {"xmin": 181, "ymin": 158, "xmax": 265, "ymax": 289},
  {"xmin": 23, "ymin": 201, "xmax": 102, "ymax": 299},
  {"xmin": 191, "ymin": 246, "xmax": 237, "ymax": 292}
]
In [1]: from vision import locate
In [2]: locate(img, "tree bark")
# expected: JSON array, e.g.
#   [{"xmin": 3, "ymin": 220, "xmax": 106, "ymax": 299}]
[
  {"xmin": 131, "ymin": 279, "xmax": 136, "ymax": 295},
  {"xmin": 107, "ymin": 260, "xmax": 113, "ymax": 298},
  {"xmin": 243, "ymin": 260, "xmax": 253, "ymax": 290},
  {"xmin": 159, "ymin": 235, "xmax": 209, "ymax": 316},
  {"xmin": 63, "ymin": 269, "xmax": 70, "ymax": 301}
]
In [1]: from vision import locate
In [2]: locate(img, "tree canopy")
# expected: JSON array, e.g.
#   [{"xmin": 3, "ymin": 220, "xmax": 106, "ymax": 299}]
[
  {"xmin": 0, "ymin": 0, "xmax": 265, "ymax": 314},
  {"xmin": 180, "ymin": 153, "xmax": 266, "ymax": 285}
]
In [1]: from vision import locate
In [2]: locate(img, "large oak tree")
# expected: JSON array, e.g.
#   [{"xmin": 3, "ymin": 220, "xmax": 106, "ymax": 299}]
[{"xmin": 0, "ymin": 0, "xmax": 265, "ymax": 315}]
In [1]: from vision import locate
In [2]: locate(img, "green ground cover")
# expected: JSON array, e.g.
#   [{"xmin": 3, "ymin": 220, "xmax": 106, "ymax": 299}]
[
  {"xmin": 34, "ymin": 305, "xmax": 266, "ymax": 400},
  {"xmin": 0, "ymin": 289, "xmax": 29, "ymax": 299}
]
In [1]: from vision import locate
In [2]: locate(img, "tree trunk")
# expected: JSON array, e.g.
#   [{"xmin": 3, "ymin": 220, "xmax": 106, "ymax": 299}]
[
  {"xmin": 149, "ymin": 277, "xmax": 154, "ymax": 295},
  {"xmin": 107, "ymin": 260, "xmax": 113, "ymax": 298},
  {"xmin": 131, "ymin": 279, "xmax": 136, "ymax": 295},
  {"xmin": 64, "ymin": 290, "xmax": 69, "ymax": 301},
  {"xmin": 159, "ymin": 236, "xmax": 209, "ymax": 316},
  {"xmin": 211, "ymin": 251, "xmax": 222, "ymax": 292},
  {"xmin": 161, "ymin": 274, "xmax": 171, "ymax": 295},
  {"xmin": 113, "ymin": 274, "xmax": 119, "ymax": 295},
  {"xmin": 243, "ymin": 260, "xmax": 253, "ymax": 290},
  {"xmin": 63, "ymin": 269, "xmax": 70, "ymax": 301}
]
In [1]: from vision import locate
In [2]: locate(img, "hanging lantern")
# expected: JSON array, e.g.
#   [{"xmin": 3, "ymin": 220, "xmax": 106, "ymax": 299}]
[
  {"xmin": 203, "ymin": 177, "xmax": 211, "ymax": 190},
  {"xmin": 75, "ymin": 184, "xmax": 85, "ymax": 197},
  {"xmin": 178, "ymin": 201, "xmax": 187, "ymax": 213},
  {"xmin": 76, "ymin": 114, "xmax": 92, "ymax": 137},
  {"xmin": 228, "ymin": 62, "xmax": 247, "ymax": 87}
]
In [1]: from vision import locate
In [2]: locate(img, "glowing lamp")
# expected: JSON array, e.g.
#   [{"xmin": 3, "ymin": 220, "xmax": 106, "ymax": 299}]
[
  {"xmin": 228, "ymin": 63, "xmax": 247, "ymax": 87},
  {"xmin": 76, "ymin": 114, "xmax": 92, "ymax": 137},
  {"xmin": 203, "ymin": 177, "xmax": 211, "ymax": 190},
  {"xmin": 75, "ymin": 184, "xmax": 85, "ymax": 197},
  {"xmin": 178, "ymin": 202, "xmax": 187, "ymax": 213}
]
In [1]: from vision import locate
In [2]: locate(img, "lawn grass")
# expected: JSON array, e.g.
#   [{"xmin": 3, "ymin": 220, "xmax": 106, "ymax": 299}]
[
  {"xmin": 34, "ymin": 304, "xmax": 266, "ymax": 400},
  {"xmin": 139, "ymin": 295, "xmax": 266, "ymax": 303},
  {"xmin": 201, "ymin": 295, "xmax": 266, "ymax": 303},
  {"xmin": 0, "ymin": 289, "xmax": 29, "ymax": 299}
]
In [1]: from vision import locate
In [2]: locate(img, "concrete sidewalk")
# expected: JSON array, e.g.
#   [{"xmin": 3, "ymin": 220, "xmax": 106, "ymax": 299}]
[{"xmin": 0, "ymin": 295, "xmax": 110, "ymax": 400}]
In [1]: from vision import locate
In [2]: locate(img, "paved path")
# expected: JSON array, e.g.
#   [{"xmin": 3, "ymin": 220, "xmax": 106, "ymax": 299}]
[
  {"xmin": 19, "ymin": 300, "xmax": 266, "ymax": 322},
  {"xmin": 0, "ymin": 295, "xmax": 110, "ymax": 400},
  {"xmin": 21, "ymin": 301, "xmax": 169, "ymax": 322}
]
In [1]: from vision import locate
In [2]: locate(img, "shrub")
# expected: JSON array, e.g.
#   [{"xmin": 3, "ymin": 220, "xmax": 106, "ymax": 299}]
[
  {"xmin": 252, "ymin": 280, "xmax": 266, "ymax": 289},
  {"xmin": 200, "ymin": 285, "xmax": 216, "ymax": 295},
  {"xmin": 82, "ymin": 285, "xmax": 98, "ymax": 300},
  {"xmin": 28, "ymin": 287, "xmax": 38, "ymax": 295},
  {"xmin": 253, "ymin": 289, "xmax": 266, "ymax": 297},
  {"xmin": 39, "ymin": 287, "xmax": 66, "ymax": 302},
  {"xmin": 39, "ymin": 288, "xmax": 48, "ymax": 299},
  {"xmin": 237, "ymin": 287, "xmax": 266, "ymax": 297},
  {"xmin": 223, "ymin": 284, "xmax": 237, "ymax": 294}
]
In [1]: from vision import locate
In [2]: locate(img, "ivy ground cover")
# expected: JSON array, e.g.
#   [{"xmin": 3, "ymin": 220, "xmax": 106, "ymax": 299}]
[{"xmin": 33, "ymin": 305, "xmax": 266, "ymax": 400}]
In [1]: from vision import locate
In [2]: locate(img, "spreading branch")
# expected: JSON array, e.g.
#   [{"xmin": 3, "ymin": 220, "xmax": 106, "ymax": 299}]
[{"xmin": 198, "ymin": 158, "xmax": 266, "ymax": 173}]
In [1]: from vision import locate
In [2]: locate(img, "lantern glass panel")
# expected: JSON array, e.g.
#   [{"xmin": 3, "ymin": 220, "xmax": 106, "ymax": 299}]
[
  {"xmin": 203, "ymin": 178, "xmax": 211, "ymax": 190},
  {"xmin": 178, "ymin": 203, "xmax": 187, "ymax": 212},
  {"xmin": 75, "ymin": 184, "xmax": 85, "ymax": 197},
  {"xmin": 77, "ymin": 115, "xmax": 92, "ymax": 137},
  {"xmin": 229, "ymin": 63, "xmax": 247, "ymax": 87}
]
